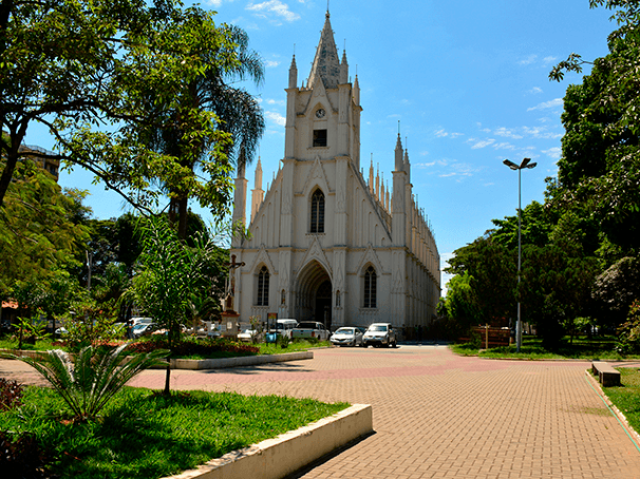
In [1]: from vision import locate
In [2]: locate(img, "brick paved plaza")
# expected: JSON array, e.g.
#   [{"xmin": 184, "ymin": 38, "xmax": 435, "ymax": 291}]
[{"xmin": 2, "ymin": 345, "xmax": 640, "ymax": 478}]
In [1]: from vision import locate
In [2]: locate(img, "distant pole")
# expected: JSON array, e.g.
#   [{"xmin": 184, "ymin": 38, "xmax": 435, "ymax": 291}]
[{"xmin": 503, "ymin": 158, "xmax": 537, "ymax": 352}]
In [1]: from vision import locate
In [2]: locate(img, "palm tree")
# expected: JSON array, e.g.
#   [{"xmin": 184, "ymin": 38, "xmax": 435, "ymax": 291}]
[{"xmin": 149, "ymin": 23, "xmax": 265, "ymax": 239}]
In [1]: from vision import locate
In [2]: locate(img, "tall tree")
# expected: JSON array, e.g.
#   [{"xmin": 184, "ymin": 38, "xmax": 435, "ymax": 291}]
[
  {"xmin": 550, "ymin": 0, "xmax": 640, "ymax": 253},
  {"xmin": 147, "ymin": 22, "xmax": 265, "ymax": 239},
  {"xmin": 0, "ymin": 157, "xmax": 90, "ymax": 298},
  {"xmin": 1, "ymin": 1, "xmax": 249, "ymax": 221},
  {"xmin": 128, "ymin": 217, "xmax": 226, "ymax": 395}
]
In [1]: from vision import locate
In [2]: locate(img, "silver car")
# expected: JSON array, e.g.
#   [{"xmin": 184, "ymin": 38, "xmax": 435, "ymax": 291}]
[
  {"xmin": 362, "ymin": 323, "xmax": 397, "ymax": 348},
  {"xmin": 330, "ymin": 327, "xmax": 365, "ymax": 347}
]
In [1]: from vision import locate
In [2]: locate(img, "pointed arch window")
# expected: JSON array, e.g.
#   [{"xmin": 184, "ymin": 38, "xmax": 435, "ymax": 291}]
[
  {"xmin": 310, "ymin": 189, "xmax": 325, "ymax": 233},
  {"xmin": 363, "ymin": 266, "xmax": 377, "ymax": 308},
  {"xmin": 257, "ymin": 266, "xmax": 269, "ymax": 306}
]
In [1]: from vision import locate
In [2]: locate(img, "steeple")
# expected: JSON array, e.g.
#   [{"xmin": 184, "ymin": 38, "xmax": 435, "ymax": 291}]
[
  {"xmin": 288, "ymin": 54, "xmax": 298, "ymax": 89},
  {"xmin": 369, "ymin": 156, "xmax": 374, "ymax": 193},
  {"xmin": 308, "ymin": 12, "xmax": 341, "ymax": 90},
  {"xmin": 339, "ymin": 49, "xmax": 348, "ymax": 84},
  {"xmin": 394, "ymin": 133, "xmax": 403, "ymax": 171},
  {"xmin": 404, "ymin": 148, "xmax": 411, "ymax": 183},
  {"xmin": 250, "ymin": 157, "xmax": 264, "ymax": 222}
]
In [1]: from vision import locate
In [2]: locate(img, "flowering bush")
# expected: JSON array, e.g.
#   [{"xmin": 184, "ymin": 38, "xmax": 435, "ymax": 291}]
[{"xmin": 125, "ymin": 337, "xmax": 259, "ymax": 357}]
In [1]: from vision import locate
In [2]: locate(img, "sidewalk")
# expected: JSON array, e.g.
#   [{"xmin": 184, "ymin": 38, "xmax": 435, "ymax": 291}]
[{"xmin": 2, "ymin": 345, "xmax": 640, "ymax": 478}]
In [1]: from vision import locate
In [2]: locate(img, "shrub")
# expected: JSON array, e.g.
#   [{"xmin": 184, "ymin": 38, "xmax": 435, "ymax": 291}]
[
  {"xmin": 125, "ymin": 337, "xmax": 259, "ymax": 357},
  {"xmin": 0, "ymin": 430, "xmax": 56, "ymax": 479},
  {"xmin": 16, "ymin": 344, "xmax": 169, "ymax": 422},
  {"xmin": 0, "ymin": 378, "xmax": 23, "ymax": 411},
  {"xmin": 278, "ymin": 334, "xmax": 291, "ymax": 348},
  {"xmin": 617, "ymin": 300, "xmax": 640, "ymax": 353}
]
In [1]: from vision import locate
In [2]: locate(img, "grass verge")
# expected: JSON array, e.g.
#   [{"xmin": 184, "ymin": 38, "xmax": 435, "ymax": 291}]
[
  {"xmin": 0, "ymin": 335, "xmax": 330, "ymax": 361},
  {"xmin": 0, "ymin": 386, "xmax": 349, "ymax": 479},
  {"xmin": 450, "ymin": 336, "xmax": 640, "ymax": 360},
  {"xmin": 603, "ymin": 367, "xmax": 640, "ymax": 436}
]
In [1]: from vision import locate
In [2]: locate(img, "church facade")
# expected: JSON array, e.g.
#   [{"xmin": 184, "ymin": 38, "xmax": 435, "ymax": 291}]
[{"xmin": 230, "ymin": 13, "xmax": 440, "ymax": 336}]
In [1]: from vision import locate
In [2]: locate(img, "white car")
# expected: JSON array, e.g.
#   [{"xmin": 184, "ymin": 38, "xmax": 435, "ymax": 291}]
[
  {"xmin": 237, "ymin": 329, "xmax": 263, "ymax": 342},
  {"xmin": 362, "ymin": 323, "xmax": 397, "ymax": 348},
  {"xmin": 330, "ymin": 327, "xmax": 364, "ymax": 347}
]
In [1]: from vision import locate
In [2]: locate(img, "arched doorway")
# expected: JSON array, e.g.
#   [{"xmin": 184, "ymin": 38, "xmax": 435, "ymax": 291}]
[
  {"xmin": 315, "ymin": 280, "xmax": 332, "ymax": 330},
  {"xmin": 295, "ymin": 260, "xmax": 332, "ymax": 328}
]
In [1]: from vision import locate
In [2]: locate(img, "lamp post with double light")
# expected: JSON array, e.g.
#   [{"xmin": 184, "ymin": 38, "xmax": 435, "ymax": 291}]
[{"xmin": 503, "ymin": 158, "xmax": 537, "ymax": 352}]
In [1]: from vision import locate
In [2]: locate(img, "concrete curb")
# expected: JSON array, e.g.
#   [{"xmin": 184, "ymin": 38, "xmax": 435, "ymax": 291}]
[
  {"xmin": 584, "ymin": 368, "xmax": 640, "ymax": 445},
  {"xmin": 159, "ymin": 351, "xmax": 314, "ymax": 370},
  {"xmin": 1, "ymin": 349, "xmax": 314, "ymax": 370},
  {"xmin": 162, "ymin": 404, "xmax": 373, "ymax": 479}
]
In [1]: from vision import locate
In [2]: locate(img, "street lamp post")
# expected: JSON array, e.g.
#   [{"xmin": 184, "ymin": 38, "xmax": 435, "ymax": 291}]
[{"xmin": 503, "ymin": 158, "xmax": 537, "ymax": 352}]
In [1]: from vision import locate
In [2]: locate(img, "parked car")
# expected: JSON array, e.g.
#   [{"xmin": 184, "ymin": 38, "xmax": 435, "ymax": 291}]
[
  {"xmin": 330, "ymin": 327, "xmax": 364, "ymax": 347},
  {"xmin": 130, "ymin": 317, "xmax": 153, "ymax": 327},
  {"xmin": 291, "ymin": 321, "xmax": 330, "ymax": 341},
  {"xmin": 362, "ymin": 323, "xmax": 397, "ymax": 348},
  {"xmin": 132, "ymin": 322, "xmax": 158, "ymax": 338},
  {"xmin": 270, "ymin": 319, "xmax": 298, "ymax": 339},
  {"xmin": 55, "ymin": 326, "xmax": 69, "ymax": 337},
  {"xmin": 237, "ymin": 329, "xmax": 263, "ymax": 343}
]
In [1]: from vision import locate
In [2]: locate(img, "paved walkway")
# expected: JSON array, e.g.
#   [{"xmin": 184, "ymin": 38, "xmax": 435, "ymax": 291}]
[{"xmin": 2, "ymin": 346, "xmax": 640, "ymax": 478}]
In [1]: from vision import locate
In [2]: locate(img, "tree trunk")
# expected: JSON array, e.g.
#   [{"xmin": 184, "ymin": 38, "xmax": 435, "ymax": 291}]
[{"xmin": 164, "ymin": 362, "xmax": 171, "ymax": 395}]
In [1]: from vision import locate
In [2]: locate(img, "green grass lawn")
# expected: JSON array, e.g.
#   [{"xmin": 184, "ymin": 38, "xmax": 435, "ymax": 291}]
[
  {"xmin": 0, "ymin": 336, "xmax": 59, "ymax": 351},
  {"xmin": 603, "ymin": 367, "xmax": 640, "ymax": 436},
  {"xmin": 1, "ymin": 386, "xmax": 349, "ymax": 479},
  {"xmin": 450, "ymin": 336, "xmax": 639, "ymax": 360},
  {"xmin": 0, "ymin": 335, "xmax": 331, "ymax": 360}
]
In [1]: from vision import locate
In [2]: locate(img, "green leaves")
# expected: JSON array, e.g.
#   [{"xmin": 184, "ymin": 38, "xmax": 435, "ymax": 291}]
[{"xmin": 17, "ymin": 344, "xmax": 169, "ymax": 422}]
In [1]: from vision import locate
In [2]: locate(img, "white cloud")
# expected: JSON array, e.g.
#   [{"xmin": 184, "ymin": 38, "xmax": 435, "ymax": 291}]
[
  {"xmin": 492, "ymin": 142, "xmax": 516, "ymax": 151},
  {"xmin": 470, "ymin": 138, "xmax": 495, "ymax": 149},
  {"xmin": 266, "ymin": 98, "xmax": 285, "ymax": 105},
  {"xmin": 435, "ymin": 128, "xmax": 464, "ymax": 139},
  {"xmin": 416, "ymin": 161, "xmax": 436, "ymax": 168},
  {"xmin": 543, "ymin": 56, "xmax": 558, "ymax": 65},
  {"xmin": 522, "ymin": 126, "xmax": 562, "ymax": 139},
  {"xmin": 518, "ymin": 54, "xmax": 537, "ymax": 66},
  {"xmin": 543, "ymin": 147, "xmax": 562, "ymax": 159},
  {"xmin": 246, "ymin": 1, "xmax": 300, "ymax": 22},
  {"xmin": 206, "ymin": 0, "xmax": 224, "ymax": 6},
  {"xmin": 494, "ymin": 127, "xmax": 523, "ymax": 139},
  {"xmin": 528, "ymin": 86, "xmax": 543, "ymax": 94},
  {"xmin": 429, "ymin": 158, "xmax": 481, "ymax": 179},
  {"xmin": 264, "ymin": 60, "xmax": 280, "ymax": 68},
  {"xmin": 527, "ymin": 98, "xmax": 563, "ymax": 111},
  {"xmin": 265, "ymin": 111, "xmax": 286, "ymax": 126},
  {"xmin": 435, "ymin": 129, "xmax": 448, "ymax": 138}
]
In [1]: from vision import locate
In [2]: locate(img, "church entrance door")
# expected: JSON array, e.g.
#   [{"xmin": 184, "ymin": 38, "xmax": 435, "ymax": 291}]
[
  {"xmin": 296, "ymin": 260, "xmax": 332, "ymax": 326},
  {"xmin": 315, "ymin": 280, "xmax": 332, "ymax": 331}
]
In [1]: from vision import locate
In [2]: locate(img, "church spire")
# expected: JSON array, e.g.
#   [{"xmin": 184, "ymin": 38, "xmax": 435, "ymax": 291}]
[
  {"xmin": 340, "ymin": 49, "xmax": 348, "ymax": 84},
  {"xmin": 288, "ymin": 53, "xmax": 298, "ymax": 89},
  {"xmin": 250, "ymin": 157, "xmax": 264, "ymax": 222},
  {"xmin": 308, "ymin": 11, "xmax": 341, "ymax": 90},
  {"xmin": 395, "ymin": 133, "xmax": 403, "ymax": 171}
]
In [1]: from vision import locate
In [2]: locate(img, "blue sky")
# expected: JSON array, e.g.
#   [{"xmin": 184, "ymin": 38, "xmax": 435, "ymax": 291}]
[{"xmin": 25, "ymin": 0, "xmax": 616, "ymax": 293}]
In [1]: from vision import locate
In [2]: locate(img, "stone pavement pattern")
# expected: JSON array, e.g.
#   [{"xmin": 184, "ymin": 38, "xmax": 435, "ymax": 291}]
[{"xmin": 2, "ymin": 346, "xmax": 640, "ymax": 478}]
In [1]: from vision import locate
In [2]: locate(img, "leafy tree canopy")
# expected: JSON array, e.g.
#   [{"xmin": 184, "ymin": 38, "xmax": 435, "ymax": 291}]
[
  {"xmin": 1, "ymin": 0, "xmax": 260, "ymax": 222},
  {"xmin": 550, "ymin": 0, "xmax": 640, "ymax": 252},
  {"xmin": 0, "ymin": 158, "xmax": 90, "ymax": 297}
]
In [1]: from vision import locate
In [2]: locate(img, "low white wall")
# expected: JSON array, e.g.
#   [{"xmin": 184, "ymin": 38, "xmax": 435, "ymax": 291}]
[{"xmin": 163, "ymin": 403, "xmax": 373, "ymax": 479}]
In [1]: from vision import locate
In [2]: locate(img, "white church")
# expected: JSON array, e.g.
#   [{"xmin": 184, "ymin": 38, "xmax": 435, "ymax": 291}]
[{"xmin": 230, "ymin": 12, "xmax": 440, "ymax": 337}]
